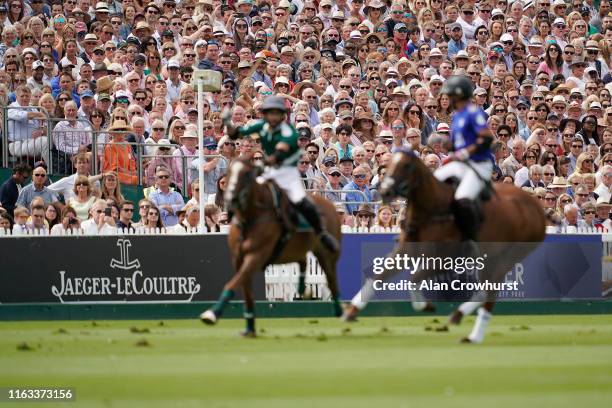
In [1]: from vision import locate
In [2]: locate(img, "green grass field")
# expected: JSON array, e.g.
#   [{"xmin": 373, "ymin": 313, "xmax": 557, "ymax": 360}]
[{"xmin": 0, "ymin": 315, "xmax": 611, "ymax": 408}]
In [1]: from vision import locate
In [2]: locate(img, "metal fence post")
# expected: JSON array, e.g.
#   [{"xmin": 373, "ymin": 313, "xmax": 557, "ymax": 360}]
[
  {"xmin": 91, "ymin": 130, "xmax": 98, "ymax": 174},
  {"xmin": 136, "ymin": 139, "xmax": 143, "ymax": 186},
  {"xmin": 1, "ymin": 107, "xmax": 7, "ymax": 168},
  {"xmin": 46, "ymin": 113, "xmax": 53, "ymax": 173},
  {"xmin": 182, "ymin": 155, "xmax": 188, "ymax": 195}
]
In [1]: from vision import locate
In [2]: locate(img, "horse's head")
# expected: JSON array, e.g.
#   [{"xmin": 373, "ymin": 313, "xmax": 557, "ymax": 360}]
[
  {"xmin": 224, "ymin": 159, "xmax": 259, "ymax": 213},
  {"xmin": 379, "ymin": 148, "xmax": 423, "ymax": 203}
]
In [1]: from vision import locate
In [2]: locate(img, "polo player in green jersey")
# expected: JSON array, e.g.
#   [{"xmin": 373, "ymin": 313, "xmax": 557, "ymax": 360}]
[{"xmin": 224, "ymin": 96, "xmax": 340, "ymax": 252}]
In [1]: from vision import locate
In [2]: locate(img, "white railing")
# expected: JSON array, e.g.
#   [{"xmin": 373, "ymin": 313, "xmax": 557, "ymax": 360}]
[
  {"xmin": 264, "ymin": 252, "xmax": 331, "ymax": 301},
  {"xmin": 546, "ymin": 226, "xmax": 607, "ymax": 234}
]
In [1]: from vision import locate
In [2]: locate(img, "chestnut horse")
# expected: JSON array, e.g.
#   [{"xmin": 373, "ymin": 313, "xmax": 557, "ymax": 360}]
[
  {"xmin": 200, "ymin": 159, "xmax": 343, "ymax": 336},
  {"xmin": 343, "ymin": 149, "xmax": 547, "ymax": 343}
]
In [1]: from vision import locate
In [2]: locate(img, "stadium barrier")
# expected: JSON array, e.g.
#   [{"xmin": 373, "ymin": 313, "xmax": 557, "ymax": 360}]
[{"xmin": 0, "ymin": 228, "xmax": 607, "ymax": 305}]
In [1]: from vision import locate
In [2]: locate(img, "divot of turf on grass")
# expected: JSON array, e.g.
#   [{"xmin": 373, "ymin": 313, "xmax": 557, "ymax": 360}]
[
  {"xmin": 130, "ymin": 327, "xmax": 151, "ymax": 334},
  {"xmin": 135, "ymin": 339, "xmax": 151, "ymax": 347},
  {"xmin": 16, "ymin": 342, "xmax": 34, "ymax": 351},
  {"xmin": 509, "ymin": 325, "xmax": 531, "ymax": 331}
]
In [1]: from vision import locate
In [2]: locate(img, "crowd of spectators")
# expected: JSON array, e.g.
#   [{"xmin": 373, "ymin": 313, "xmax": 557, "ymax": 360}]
[{"xmin": 0, "ymin": 0, "xmax": 611, "ymax": 234}]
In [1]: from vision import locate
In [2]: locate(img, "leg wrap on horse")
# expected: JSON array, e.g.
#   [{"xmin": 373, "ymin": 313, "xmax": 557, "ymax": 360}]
[
  {"xmin": 212, "ymin": 289, "xmax": 235, "ymax": 317},
  {"xmin": 351, "ymin": 278, "xmax": 376, "ymax": 310},
  {"xmin": 467, "ymin": 307, "xmax": 492, "ymax": 343},
  {"xmin": 458, "ymin": 291, "xmax": 487, "ymax": 316},
  {"xmin": 244, "ymin": 308, "xmax": 256, "ymax": 333}
]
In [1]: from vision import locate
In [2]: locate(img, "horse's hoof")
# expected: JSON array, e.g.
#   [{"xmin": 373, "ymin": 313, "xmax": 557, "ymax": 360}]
[
  {"xmin": 459, "ymin": 337, "xmax": 473, "ymax": 344},
  {"xmin": 200, "ymin": 310, "xmax": 217, "ymax": 325},
  {"xmin": 341, "ymin": 305, "xmax": 359, "ymax": 322},
  {"xmin": 448, "ymin": 310, "xmax": 464, "ymax": 325},
  {"xmin": 240, "ymin": 330, "xmax": 257, "ymax": 338}
]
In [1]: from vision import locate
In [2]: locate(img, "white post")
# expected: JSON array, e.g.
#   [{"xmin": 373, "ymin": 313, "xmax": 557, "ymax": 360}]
[{"xmin": 197, "ymin": 79, "xmax": 205, "ymax": 233}]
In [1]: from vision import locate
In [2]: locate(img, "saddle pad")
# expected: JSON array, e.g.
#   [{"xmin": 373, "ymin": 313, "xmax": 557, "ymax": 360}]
[{"xmin": 296, "ymin": 212, "xmax": 313, "ymax": 232}]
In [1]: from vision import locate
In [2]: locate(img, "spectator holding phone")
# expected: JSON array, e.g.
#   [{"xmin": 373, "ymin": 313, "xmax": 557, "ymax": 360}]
[
  {"xmin": 81, "ymin": 199, "xmax": 117, "ymax": 235},
  {"xmin": 50, "ymin": 206, "xmax": 81, "ymax": 235}
]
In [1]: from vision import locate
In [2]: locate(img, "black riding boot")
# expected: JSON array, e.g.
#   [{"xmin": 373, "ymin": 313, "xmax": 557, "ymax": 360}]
[
  {"xmin": 452, "ymin": 198, "xmax": 480, "ymax": 256},
  {"xmin": 295, "ymin": 198, "xmax": 340, "ymax": 252}
]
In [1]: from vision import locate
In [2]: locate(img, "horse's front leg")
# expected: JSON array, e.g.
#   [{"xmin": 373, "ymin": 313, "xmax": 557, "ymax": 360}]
[
  {"xmin": 241, "ymin": 275, "xmax": 256, "ymax": 338},
  {"xmin": 200, "ymin": 253, "xmax": 264, "ymax": 325}
]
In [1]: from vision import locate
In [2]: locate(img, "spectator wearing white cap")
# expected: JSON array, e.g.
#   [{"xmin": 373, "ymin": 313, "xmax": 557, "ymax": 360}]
[
  {"xmin": 26, "ymin": 60, "xmax": 50, "ymax": 91},
  {"xmin": 550, "ymin": 17, "xmax": 568, "ymax": 49},
  {"xmin": 165, "ymin": 59, "xmax": 186, "ymax": 105},
  {"xmin": 500, "ymin": 33, "xmax": 515, "ymax": 69}
]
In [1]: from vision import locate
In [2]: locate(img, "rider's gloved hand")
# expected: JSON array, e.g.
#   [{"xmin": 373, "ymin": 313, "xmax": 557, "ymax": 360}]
[{"xmin": 442, "ymin": 148, "xmax": 469, "ymax": 165}]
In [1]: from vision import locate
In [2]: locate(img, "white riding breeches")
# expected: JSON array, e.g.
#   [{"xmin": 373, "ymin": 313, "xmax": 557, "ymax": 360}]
[
  {"xmin": 433, "ymin": 160, "xmax": 493, "ymax": 200},
  {"xmin": 259, "ymin": 166, "xmax": 306, "ymax": 204}
]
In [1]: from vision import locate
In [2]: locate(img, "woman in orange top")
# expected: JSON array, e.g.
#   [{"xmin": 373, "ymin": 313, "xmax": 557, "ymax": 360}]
[{"xmin": 102, "ymin": 120, "xmax": 139, "ymax": 185}]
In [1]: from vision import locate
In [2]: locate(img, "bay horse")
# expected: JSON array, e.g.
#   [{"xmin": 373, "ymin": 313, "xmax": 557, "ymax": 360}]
[
  {"xmin": 200, "ymin": 159, "xmax": 343, "ymax": 336},
  {"xmin": 342, "ymin": 149, "xmax": 547, "ymax": 343}
]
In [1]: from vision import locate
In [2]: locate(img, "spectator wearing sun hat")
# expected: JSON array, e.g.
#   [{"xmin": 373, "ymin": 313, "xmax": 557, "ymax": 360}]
[
  {"xmin": 169, "ymin": 126, "xmax": 197, "ymax": 185},
  {"xmin": 102, "ymin": 120, "xmax": 139, "ymax": 185},
  {"xmin": 144, "ymin": 139, "xmax": 181, "ymax": 188}
]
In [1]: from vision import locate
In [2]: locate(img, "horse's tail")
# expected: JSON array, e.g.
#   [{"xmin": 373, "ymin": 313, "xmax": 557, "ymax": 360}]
[{"xmin": 544, "ymin": 208, "xmax": 562, "ymax": 226}]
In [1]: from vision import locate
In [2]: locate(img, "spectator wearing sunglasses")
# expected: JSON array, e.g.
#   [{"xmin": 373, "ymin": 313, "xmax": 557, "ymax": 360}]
[
  {"xmin": 342, "ymin": 164, "xmax": 373, "ymax": 215},
  {"xmin": 594, "ymin": 165, "xmax": 612, "ymax": 203}
]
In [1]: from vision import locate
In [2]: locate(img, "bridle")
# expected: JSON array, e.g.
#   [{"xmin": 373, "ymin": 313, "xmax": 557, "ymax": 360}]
[
  {"xmin": 381, "ymin": 149, "xmax": 420, "ymax": 201},
  {"xmin": 227, "ymin": 162, "xmax": 268, "ymax": 216},
  {"xmin": 228, "ymin": 166, "xmax": 255, "ymax": 214}
]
